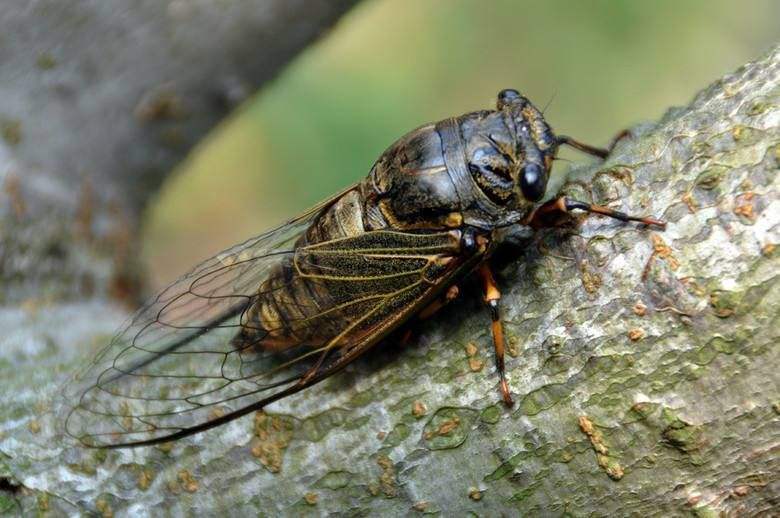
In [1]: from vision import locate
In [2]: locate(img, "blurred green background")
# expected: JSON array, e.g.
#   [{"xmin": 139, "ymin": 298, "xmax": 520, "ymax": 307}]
[{"xmin": 143, "ymin": 0, "xmax": 779, "ymax": 288}]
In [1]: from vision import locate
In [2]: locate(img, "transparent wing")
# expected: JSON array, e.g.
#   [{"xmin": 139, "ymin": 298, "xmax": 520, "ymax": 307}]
[{"xmin": 62, "ymin": 200, "xmax": 469, "ymax": 448}]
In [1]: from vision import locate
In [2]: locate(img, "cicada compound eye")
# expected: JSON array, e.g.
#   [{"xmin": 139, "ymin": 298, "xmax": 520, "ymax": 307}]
[
  {"xmin": 497, "ymin": 88, "xmax": 524, "ymax": 110},
  {"xmin": 520, "ymin": 163, "xmax": 546, "ymax": 202}
]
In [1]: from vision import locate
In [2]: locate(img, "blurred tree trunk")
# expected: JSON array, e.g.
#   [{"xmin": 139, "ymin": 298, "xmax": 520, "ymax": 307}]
[
  {"xmin": 0, "ymin": 12, "xmax": 778, "ymax": 515},
  {"xmin": 0, "ymin": 0, "xmax": 358, "ymax": 306}
]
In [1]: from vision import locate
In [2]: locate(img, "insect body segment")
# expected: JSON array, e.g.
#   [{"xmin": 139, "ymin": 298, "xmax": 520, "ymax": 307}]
[{"xmin": 63, "ymin": 89, "xmax": 664, "ymax": 448}]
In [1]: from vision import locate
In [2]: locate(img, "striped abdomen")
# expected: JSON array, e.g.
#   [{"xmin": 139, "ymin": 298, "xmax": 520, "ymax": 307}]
[{"xmin": 239, "ymin": 188, "xmax": 376, "ymax": 350}]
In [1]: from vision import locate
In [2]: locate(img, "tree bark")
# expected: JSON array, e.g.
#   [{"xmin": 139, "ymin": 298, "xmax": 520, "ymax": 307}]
[
  {"xmin": 0, "ymin": 0, "xmax": 358, "ymax": 305},
  {"xmin": 1, "ymin": 38, "xmax": 778, "ymax": 515}
]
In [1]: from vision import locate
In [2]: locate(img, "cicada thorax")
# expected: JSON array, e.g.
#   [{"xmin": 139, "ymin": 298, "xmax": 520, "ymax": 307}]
[
  {"xmin": 364, "ymin": 123, "xmax": 465, "ymax": 230},
  {"xmin": 365, "ymin": 109, "xmax": 540, "ymax": 231},
  {"xmin": 367, "ymin": 107, "xmax": 550, "ymax": 231}
]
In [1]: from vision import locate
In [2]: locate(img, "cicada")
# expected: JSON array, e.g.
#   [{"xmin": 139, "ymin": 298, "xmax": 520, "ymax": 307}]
[{"xmin": 63, "ymin": 89, "xmax": 664, "ymax": 448}]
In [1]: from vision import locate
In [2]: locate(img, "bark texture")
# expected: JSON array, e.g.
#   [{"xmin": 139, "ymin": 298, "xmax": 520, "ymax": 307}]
[
  {"xmin": 0, "ymin": 0, "xmax": 358, "ymax": 305},
  {"xmin": 1, "ymin": 41, "xmax": 778, "ymax": 515}
]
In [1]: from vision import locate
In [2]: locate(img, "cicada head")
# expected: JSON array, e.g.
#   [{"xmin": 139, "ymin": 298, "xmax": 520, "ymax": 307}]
[
  {"xmin": 495, "ymin": 88, "xmax": 558, "ymax": 205},
  {"xmin": 460, "ymin": 89, "xmax": 560, "ymax": 223}
]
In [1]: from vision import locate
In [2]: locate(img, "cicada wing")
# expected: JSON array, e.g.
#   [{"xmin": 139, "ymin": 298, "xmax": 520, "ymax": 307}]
[
  {"xmin": 63, "ymin": 220, "xmax": 471, "ymax": 448},
  {"xmin": 61, "ymin": 188, "xmax": 349, "ymax": 447},
  {"xmin": 61, "ymin": 206, "xmax": 319, "ymax": 448}
]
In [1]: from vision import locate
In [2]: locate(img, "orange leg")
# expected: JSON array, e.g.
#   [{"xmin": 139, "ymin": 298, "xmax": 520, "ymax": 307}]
[
  {"xmin": 528, "ymin": 196, "xmax": 666, "ymax": 229},
  {"xmin": 477, "ymin": 264, "xmax": 513, "ymax": 406},
  {"xmin": 417, "ymin": 285, "xmax": 460, "ymax": 320},
  {"xmin": 398, "ymin": 328, "xmax": 415, "ymax": 347},
  {"xmin": 400, "ymin": 285, "xmax": 460, "ymax": 347}
]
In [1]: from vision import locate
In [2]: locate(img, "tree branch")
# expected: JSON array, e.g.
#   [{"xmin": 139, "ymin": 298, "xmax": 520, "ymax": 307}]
[
  {"xmin": 0, "ymin": 0, "xmax": 358, "ymax": 304},
  {"xmin": 1, "ymin": 44, "xmax": 778, "ymax": 515}
]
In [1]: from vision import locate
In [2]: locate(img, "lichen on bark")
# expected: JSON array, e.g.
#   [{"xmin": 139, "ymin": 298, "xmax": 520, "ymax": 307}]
[{"xmin": 0, "ymin": 46, "xmax": 778, "ymax": 516}]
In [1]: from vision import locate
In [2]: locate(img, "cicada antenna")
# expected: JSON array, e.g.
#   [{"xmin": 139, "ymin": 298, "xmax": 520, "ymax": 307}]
[{"xmin": 541, "ymin": 90, "xmax": 557, "ymax": 115}]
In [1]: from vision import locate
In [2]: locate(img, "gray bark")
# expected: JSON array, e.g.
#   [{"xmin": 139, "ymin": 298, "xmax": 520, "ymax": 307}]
[
  {"xmin": 0, "ymin": 0, "xmax": 358, "ymax": 305},
  {"xmin": 1, "ymin": 32, "xmax": 778, "ymax": 517}
]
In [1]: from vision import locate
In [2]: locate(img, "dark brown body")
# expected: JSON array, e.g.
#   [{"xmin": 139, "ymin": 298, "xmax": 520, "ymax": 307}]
[
  {"xmin": 244, "ymin": 103, "xmax": 553, "ymax": 350},
  {"xmin": 64, "ymin": 89, "xmax": 664, "ymax": 448}
]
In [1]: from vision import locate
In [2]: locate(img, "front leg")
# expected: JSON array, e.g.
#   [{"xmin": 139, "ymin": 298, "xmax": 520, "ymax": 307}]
[
  {"xmin": 528, "ymin": 196, "xmax": 666, "ymax": 229},
  {"xmin": 556, "ymin": 129, "xmax": 632, "ymax": 160},
  {"xmin": 477, "ymin": 263, "xmax": 514, "ymax": 406}
]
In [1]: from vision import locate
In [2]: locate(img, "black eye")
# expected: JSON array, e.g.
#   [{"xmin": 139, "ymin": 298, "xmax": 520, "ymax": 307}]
[
  {"xmin": 497, "ymin": 89, "xmax": 522, "ymax": 109},
  {"xmin": 520, "ymin": 163, "xmax": 546, "ymax": 201}
]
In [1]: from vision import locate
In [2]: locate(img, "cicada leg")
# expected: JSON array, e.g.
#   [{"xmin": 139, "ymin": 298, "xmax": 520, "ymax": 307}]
[
  {"xmin": 477, "ymin": 264, "xmax": 514, "ymax": 406},
  {"xmin": 417, "ymin": 284, "xmax": 460, "ymax": 320},
  {"xmin": 556, "ymin": 135, "xmax": 610, "ymax": 159},
  {"xmin": 399, "ymin": 328, "xmax": 415, "ymax": 347},
  {"xmin": 528, "ymin": 196, "xmax": 666, "ymax": 229},
  {"xmin": 400, "ymin": 285, "xmax": 460, "ymax": 346},
  {"xmin": 556, "ymin": 129, "xmax": 632, "ymax": 160}
]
